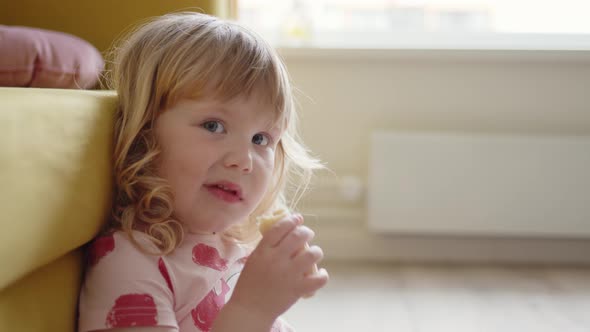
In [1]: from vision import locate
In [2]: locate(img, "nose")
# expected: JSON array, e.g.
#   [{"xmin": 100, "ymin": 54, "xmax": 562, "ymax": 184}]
[{"xmin": 223, "ymin": 144, "xmax": 253, "ymax": 174}]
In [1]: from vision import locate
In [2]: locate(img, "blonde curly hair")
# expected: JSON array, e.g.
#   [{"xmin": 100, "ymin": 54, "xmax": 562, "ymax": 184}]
[{"xmin": 103, "ymin": 12, "xmax": 322, "ymax": 255}]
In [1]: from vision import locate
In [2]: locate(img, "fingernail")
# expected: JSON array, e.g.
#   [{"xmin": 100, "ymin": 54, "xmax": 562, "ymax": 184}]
[{"xmin": 296, "ymin": 214, "xmax": 304, "ymax": 224}]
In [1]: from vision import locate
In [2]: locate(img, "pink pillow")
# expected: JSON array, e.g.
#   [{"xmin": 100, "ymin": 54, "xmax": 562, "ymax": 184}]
[{"xmin": 0, "ymin": 25, "xmax": 104, "ymax": 89}]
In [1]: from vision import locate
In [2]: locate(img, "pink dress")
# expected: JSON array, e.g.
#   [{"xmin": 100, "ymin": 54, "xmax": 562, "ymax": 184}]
[{"xmin": 78, "ymin": 230, "xmax": 294, "ymax": 332}]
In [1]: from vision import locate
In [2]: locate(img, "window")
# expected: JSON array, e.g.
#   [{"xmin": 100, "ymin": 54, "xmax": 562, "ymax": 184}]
[{"xmin": 237, "ymin": 0, "xmax": 590, "ymax": 50}]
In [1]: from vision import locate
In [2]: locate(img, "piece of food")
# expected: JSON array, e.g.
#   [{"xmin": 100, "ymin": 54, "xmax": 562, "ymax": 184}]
[{"xmin": 258, "ymin": 208, "xmax": 290, "ymax": 235}]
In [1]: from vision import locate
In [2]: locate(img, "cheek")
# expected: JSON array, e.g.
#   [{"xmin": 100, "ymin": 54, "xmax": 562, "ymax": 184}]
[
  {"xmin": 256, "ymin": 152, "xmax": 277, "ymax": 187},
  {"xmin": 163, "ymin": 153, "xmax": 207, "ymax": 188},
  {"xmin": 156, "ymin": 147, "xmax": 179, "ymax": 182},
  {"xmin": 163, "ymin": 155, "xmax": 203, "ymax": 219},
  {"xmin": 157, "ymin": 143, "xmax": 205, "ymax": 197}
]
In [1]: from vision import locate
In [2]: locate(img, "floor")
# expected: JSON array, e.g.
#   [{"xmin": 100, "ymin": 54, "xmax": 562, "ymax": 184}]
[{"xmin": 283, "ymin": 261, "xmax": 590, "ymax": 332}]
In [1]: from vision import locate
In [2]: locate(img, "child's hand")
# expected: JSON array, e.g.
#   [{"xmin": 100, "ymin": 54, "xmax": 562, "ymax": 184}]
[{"xmin": 228, "ymin": 213, "xmax": 329, "ymax": 324}]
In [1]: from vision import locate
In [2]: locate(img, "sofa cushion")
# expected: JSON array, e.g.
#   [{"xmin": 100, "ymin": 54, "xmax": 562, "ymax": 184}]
[
  {"xmin": 0, "ymin": 87, "xmax": 116, "ymax": 291},
  {"xmin": 0, "ymin": 26, "xmax": 104, "ymax": 89},
  {"xmin": 0, "ymin": 250, "xmax": 83, "ymax": 332}
]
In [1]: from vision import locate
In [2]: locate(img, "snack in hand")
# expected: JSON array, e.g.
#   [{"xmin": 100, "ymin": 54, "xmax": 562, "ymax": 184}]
[
  {"xmin": 258, "ymin": 209, "xmax": 319, "ymax": 298},
  {"xmin": 258, "ymin": 209, "xmax": 287, "ymax": 234}
]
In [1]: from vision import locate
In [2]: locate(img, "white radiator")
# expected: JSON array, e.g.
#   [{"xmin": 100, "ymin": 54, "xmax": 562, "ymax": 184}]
[{"xmin": 368, "ymin": 131, "xmax": 590, "ymax": 238}]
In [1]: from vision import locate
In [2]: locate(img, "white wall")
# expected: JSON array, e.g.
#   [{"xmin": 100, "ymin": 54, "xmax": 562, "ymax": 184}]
[{"xmin": 281, "ymin": 48, "xmax": 590, "ymax": 264}]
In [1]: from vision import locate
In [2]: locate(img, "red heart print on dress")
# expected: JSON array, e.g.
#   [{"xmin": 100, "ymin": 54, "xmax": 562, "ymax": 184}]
[
  {"xmin": 191, "ymin": 279, "xmax": 230, "ymax": 331},
  {"xmin": 88, "ymin": 234, "xmax": 115, "ymax": 267},
  {"xmin": 105, "ymin": 293, "xmax": 158, "ymax": 327},
  {"xmin": 192, "ymin": 243, "xmax": 228, "ymax": 271}
]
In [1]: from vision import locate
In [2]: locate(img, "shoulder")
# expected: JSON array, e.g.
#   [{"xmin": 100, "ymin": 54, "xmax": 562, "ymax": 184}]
[
  {"xmin": 86, "ymin": 230, "xmax": 161, "ymax": 268},
  {"xmin": 79, "ymin": 231, "xmax": 178, "ymax": 332},
  {"xmin": 86, "ymin": 231, "xmax": 168, "ymax": 281}
]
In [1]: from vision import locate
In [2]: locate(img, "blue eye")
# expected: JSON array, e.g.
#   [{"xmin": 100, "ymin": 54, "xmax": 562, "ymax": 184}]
[
  {"xmin": 202, "ymin": 121, "xmax": 225, "ymax": 133},
  {"xmin": 252, "ymin": 133, "xmax": 270, "ymax": 146}
]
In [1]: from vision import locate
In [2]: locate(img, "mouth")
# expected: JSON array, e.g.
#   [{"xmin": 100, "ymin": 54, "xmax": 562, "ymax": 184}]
[{"xmin": 204, "ymin": 181, "xmax": 244, "ymax": 203}]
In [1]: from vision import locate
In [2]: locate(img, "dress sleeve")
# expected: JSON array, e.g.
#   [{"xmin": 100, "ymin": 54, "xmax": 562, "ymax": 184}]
[{"xmin": 78, "ymin": 232, "xmax": 178, "ymax": 332}]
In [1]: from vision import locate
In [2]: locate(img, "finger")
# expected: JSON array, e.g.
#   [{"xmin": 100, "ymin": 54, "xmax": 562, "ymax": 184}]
[
  {"xmin": 277, "ymin": 225, "xmax": 315, "ymax": 256},
  {"xmin": 300, "ymin": 268, "xmax": 329, "ymax": 297},
  {"xmin": 259, "ymin": 213, "xmax": 303, "ymax": 248},
  {"xmin": 293, "ymin": 245, "xmax": 323, "ymax": 272}
]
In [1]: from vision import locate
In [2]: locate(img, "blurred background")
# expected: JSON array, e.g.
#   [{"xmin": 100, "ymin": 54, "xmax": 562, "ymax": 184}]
[
  {"xmin": 237, "ymin": 2, "xmax": 590, "ymax": 331},
  {"xmin": 239, "ymin": 0, "xmax": 590, "ymax": 49}
]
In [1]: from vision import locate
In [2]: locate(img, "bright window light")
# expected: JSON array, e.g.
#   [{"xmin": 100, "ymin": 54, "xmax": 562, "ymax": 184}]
[{"xmin": 237, "ymin": 0, "xmax": 590, "ymax": 50}]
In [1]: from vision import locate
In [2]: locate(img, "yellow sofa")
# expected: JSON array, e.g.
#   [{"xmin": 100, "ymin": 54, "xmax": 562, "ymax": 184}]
[{"xmin": 0, "ymin": 87, "xmax": 117, "ymax": 331}]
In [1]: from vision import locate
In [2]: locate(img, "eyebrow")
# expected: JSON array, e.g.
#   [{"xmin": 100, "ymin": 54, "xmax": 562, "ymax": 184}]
[{"xmin": 205, "ymin": 105, "xmax": 232, "ymax": 114}]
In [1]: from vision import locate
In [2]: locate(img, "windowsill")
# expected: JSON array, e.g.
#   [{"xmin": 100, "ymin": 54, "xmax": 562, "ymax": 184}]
[
  {"xmin": 268, "ymin": 32, "xmax": 590, "ymax": 62},
  {"xmin": 277, "ymin": 47, "xmax": 590, "ymax": 63}
]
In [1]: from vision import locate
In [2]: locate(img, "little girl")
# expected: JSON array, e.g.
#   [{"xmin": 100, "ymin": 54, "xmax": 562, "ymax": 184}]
[{"xmin": 77, "ymin": 12, "xmax": 329, "ymax": 332}]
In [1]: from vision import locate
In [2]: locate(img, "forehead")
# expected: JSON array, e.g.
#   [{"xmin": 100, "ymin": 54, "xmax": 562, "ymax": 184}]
[{"xmin": 213, "ymin": 84, "xmax": 283, "ymax": 119}]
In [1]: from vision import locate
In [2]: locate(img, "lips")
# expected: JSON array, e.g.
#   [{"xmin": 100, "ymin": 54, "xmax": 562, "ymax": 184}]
[{"xmin": 204, "ymin": 180, "xmax": 243, "ymax": 203}]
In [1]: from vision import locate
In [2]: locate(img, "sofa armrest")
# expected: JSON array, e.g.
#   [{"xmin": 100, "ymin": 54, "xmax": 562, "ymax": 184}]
[{"xmin": 0, "ymin": 87, "xmax": 116, "ymax": 290}]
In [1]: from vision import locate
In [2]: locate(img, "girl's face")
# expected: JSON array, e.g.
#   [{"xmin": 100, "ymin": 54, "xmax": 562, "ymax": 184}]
[{"xmin": 154, "ymin": 94, "xmax": 283, "ymax": 234}]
